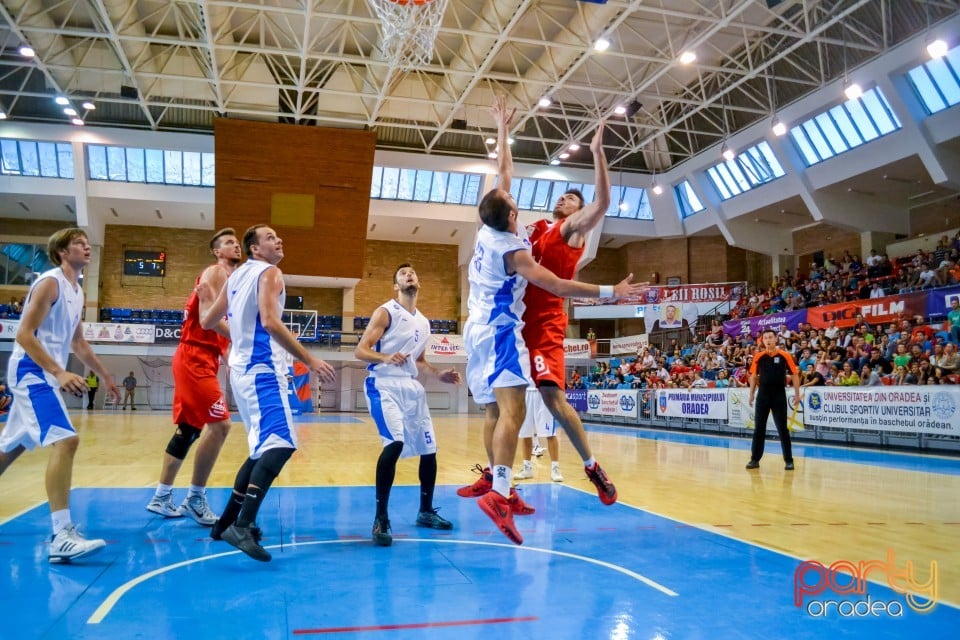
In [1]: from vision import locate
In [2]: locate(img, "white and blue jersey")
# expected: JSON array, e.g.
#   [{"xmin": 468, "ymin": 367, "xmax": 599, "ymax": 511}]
[
  {"xmin": 366, "ymin": 300, "xmax": 430, "ymax": 379},
  {"xmin": 464, "ymin": 224, "xmax": 533, "ymax": 404},
  {"xmin": 1, "ymin": 268, "xmax": 82, "ymax": 452},
  {"xmin": 224, "ymin": 259, "xmax": 296, "ymax": 458},
  {"xmin": 227, "ymin": 259, "xmax": 286, "ymax": 376},
  {"xmin": 364, "ymin": 300, "xmax": 437, "ymax": 457}
]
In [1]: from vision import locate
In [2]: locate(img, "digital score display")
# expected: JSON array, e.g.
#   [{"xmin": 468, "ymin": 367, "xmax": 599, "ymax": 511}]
[{"xmin": 123, "ymin": 250, "xmax": 166, "ymax": 277}]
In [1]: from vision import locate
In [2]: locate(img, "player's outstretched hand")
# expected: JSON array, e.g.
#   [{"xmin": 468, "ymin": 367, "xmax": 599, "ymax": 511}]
[
  {"xmin": 590, "ymin": 119, "xmax": 606, "ymax": 155},
  {"xmin": 56, "ymin": 371, "xmax": 87, "ymax": 397},
  {"xmin": 309, "ymin": 358, "xmax": 337, "ymax": 384},
  {"xmin": 439, "ymin": 369, "xmax": 462, "ymax": 385},
  {"xmin": 613, "ymin": 274, "xmax": 650, "ymax": 300},
  {"xmin": 490, "ymin": 94, "xmax": 516, "ymax": 127}
]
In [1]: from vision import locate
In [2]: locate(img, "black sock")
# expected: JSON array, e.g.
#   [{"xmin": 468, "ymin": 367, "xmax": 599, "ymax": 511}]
[
  {"xmin": 418, "ymin": 453, "xmax": 437, "ymax": 513},
  {"xmin": 236, "ymin": 448, "xmax": 293, "ymax": 527},
  {"xmin": 375, "ymin": 442, "xmax": 404, "ymax": 520},
  {"xmin": 216, "ymin": 458, "xmax": 256, "ymax": 532}
]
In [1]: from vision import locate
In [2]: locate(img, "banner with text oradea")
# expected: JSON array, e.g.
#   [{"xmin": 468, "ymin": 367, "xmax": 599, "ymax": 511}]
[
  {"xmin": 804, "ymin": 387, "xmax": 960, "ymax": 436},
  {"xmin": 805, "ymin": 291, "xmax": 927, "ymax": 329}
]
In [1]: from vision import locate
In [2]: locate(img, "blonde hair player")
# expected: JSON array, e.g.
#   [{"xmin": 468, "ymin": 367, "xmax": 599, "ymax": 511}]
[{"xmin": 0, "ymin": 228, "xmax": 120, "ymax": 563}]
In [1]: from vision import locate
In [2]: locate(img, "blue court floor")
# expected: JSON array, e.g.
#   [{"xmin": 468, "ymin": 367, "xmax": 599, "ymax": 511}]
[{"xmin": 1, "ymin": 482, "xmax": 956, "ymax": 639}]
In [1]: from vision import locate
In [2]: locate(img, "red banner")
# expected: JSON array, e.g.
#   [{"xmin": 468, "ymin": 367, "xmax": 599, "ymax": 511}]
[{"xmin": 805, "ymin": 292, "xmax": 927, "ymax": 329}]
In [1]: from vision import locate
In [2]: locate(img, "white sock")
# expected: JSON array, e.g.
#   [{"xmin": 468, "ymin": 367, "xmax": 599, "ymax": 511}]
[
  {"xmin": 51, "ymin": 509, "xmax": 71, "ymax": 535},
  {"xmin": 522, "ymin": 459, "xmax": 532, "ymax": 469},
  {"xmin": 552, "ymin": 461, "xmax": 561, "ymax": 470},
  {"xmin": 155, "ymin": 483, "xmax": 173, "ymax": 496},
  {"xmin": 492, "ymin": 465, "xmax": 511, "ymax": 497},
  {"xmin": 188, "ymin": 484, "xmax": 205, "ymax": 497},
  {"xmin": 583, "ymin": 457, "xmax": 597, "ymax": 469}
]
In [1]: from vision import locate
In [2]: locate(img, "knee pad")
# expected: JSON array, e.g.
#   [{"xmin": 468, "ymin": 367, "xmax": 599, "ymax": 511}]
[{"xmin": 164, "ymin": 424, "xmax": 202, "ymax": 460}]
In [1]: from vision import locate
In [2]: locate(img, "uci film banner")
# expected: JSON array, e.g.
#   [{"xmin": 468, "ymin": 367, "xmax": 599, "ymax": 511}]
[
  {"xmin": 655, "ymin": 388, "xmax": 728, "ymax": 419},
  {"xmin": 609, "ymin": 333, "xmax": 649, "ymax": 355},
  {"xmin": 804, "ymin": 387, "xmax": 960, "ymax": 436},
  {"xmin": 563, "ymin": 338, "xmax": 592, "ymax": 360},
  {"xmin": 586, "ymin": 390, "xmax": 639, "ymax": 419},
  {"xmin": 728, "ymin": 388, "xmax": 805, "ymax": 431},
  {"xmin": 806, "ymin": 291, "xmax": 927, "ymax": 330}
]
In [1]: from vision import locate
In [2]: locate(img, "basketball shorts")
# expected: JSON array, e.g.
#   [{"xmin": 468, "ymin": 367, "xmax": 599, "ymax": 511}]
[
  {"xmin": 519, "ymin": 387, "xmax": 557, "ymax": 439},
  {"xmin": 0, "ymin": 368, "xmax": 75, "ymax": 452},
  {"xmin": 364, "ymin": 376, "xmax": 437, "ymax": 457},
  {"xmin": 172, "ymin": 344, "xmax": 230, "ymax": 427},
  {"xmin": 230, "ymin": 367, "xmax": 296, "ymax": 459},
  {"xmin": 464, "ymin": 321, "xmax": 531, "ymax": 405},
  {"xmin": 523, "ymin": 310, "xmax": 567, "ymax": 388}
]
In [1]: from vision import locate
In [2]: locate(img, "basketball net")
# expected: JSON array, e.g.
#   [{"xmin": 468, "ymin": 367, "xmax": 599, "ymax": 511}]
[{"xmin": 367, "ymin": 0, "xmax": 448, "ymax": 69}]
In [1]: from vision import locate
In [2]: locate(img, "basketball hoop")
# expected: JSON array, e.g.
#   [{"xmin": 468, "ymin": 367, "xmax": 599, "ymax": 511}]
[{"xmin": 367, "ymin": 0, "xmax": 448, "ymax": 69}]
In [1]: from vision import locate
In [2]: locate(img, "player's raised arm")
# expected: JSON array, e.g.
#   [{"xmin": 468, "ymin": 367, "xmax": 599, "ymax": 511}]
[{"xmin": 562, "ymin": 119, "xmax": 611, "ymax": 244}]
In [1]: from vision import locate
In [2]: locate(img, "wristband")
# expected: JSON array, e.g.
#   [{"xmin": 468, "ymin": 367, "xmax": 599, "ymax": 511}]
[{"xmin": 598, "ymin": 285, "xmax": 614, "ymax": 298}]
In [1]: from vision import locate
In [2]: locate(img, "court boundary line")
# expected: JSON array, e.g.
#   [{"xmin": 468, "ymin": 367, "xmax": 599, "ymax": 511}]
[{"xmin": 86, "ymin": 537, "xmax": 677, "ymax": 625}]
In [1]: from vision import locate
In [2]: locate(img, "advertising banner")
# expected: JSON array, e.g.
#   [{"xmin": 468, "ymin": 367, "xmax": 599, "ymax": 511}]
[
  {"xmin": 82, "ymin": 322, "xmax": 156, "ymax": 344},
  {"xmin": 727, "ymin": 388, "xmax": 805, "ymax": 431},
  {"xmin": 805, "ymin": 292, "xmax": 927, "ymax": 329},
  {"xmin": 563, "ymin": 338, "xmax": 592, "ymax": 360},
  {"xmin": 654, "ymin": 388, "xmax": 728, "ymax": 419},
  {"xmin": 426, "ymin": 334, "xmax": 464, "ymax": 357},
  {"xmin": 0, "ymin": 319, "xmax": 20, "ymax": 340},
  {"xmin": 586, "ymin": 390, "xmax": 639, "ymax": 419},
  {"xmin": 154, "ymin": 324, "xmax": 184, "ymax": 343},
  {"xmin": 926, "ymin": 286, "xmax": 960, "ymax": 319},
  {"xmin": 803, "ymin": 387, "xmax": 960, "ymax": 436},
  {"xmin": 609, "ymin": 333, "xmax": 649, "ymax": 356},
  {"xmin": 723, "ymin": 310, "xmax": 807, "ymax": 338},
  {"xmin": 565, "ymin": 388, "xmax": 588, "ymax": 412},
  {"xmin": 571, "ymin": 282, "xmax": 745, "ymax": 307}
]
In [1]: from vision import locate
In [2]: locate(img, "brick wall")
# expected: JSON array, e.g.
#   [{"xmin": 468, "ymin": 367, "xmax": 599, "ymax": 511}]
[
  {"xmin": 353, "ymin": 240, "xmax": 460, "ymax": 321},
  {"xmin": 793, "ymin": 223, "xmax": 861, "ymax": 266}
]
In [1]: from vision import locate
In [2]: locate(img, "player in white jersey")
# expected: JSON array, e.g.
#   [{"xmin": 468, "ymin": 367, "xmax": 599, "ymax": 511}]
[
  {"xmin": 200, "ymin": 224, "xmax": 336, "ymax": 561},
  {"xmin": 355, "ymin": 264, "xmax": 462, "ymax": 546},
  {"xmin": 466, "ymin": 186, "xmax": 646, "ymax": 545},
  {"xmin": 0, "ymin": 228, "xmax": 119, "ymax": 563},
  {"xmin": 514, "ymin": 387, "xmax": 563, "ymax": 482}
]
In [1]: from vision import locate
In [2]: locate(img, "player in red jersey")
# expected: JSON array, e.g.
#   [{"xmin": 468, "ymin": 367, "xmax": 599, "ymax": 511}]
[
  {"xmin": 458, "ymin": 96, "xmax": 620, "ymax": 505},
  {"xmin": 145, "ymin": 228, "xmax": 242, "ymax": 525}
]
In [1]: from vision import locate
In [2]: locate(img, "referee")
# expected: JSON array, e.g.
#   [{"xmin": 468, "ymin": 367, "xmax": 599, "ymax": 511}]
[{"xmin": 747, "ymin": 328, "xmax": 801, "ymax": 471}]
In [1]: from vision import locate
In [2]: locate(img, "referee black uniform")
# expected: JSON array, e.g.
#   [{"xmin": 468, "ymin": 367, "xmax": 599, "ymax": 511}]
[{"xmin": 747, "ymin": 337, "xmax": 801, "ymax": 470}]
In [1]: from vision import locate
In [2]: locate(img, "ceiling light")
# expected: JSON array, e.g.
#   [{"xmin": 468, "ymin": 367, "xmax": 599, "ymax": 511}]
[
  {"xmin": 843, "ymin": 81, "xmax": 862, "ymax": 101},
  {"xmin": 55, "ymin": 96, "xmax": 70, "ymax": 106},
  {"xmin": 82, "ymin": 101, "xmax": 95, "ymax": 110},
  {"xmin": 0, "ymin": 112, "xmax": 6, "ymax": 120},
  {"xmin": 559, "ymin": 152, "xmax": 570, "ymax": 159},
  {"xmin": 722, "ymin": 145, "xmax": 736, "ymax": 161},
  {"xmin": 772, "ymin": 119, "xmax": 787, "ymax": 137},
  {"xmin": 568, "ymin": 143, "xmax": 580, "ymax": 151},
  {"xmin": 594, "ymin": 38, "xmax": 611, "ymax": 52},
  {"xmin": 488, "ymin": 151, "xmax": 497, "ymax": 159},
  {"xmin": 619, "ymin": 201, "xmax": 629, "ymax": 212},
  {"xmin": 614, "ymin": 105, "xmax": 627, "ymax": 115},
  {"xmin": 538, "ymin": 97, "xmax": 552, "ymax": 108},
  {"xmin": 927, "ymin": 39, "xmax": 948, "ymax": 59},
  {"xmin": 507, "ymin": 137, "xmax": 515, "ymax": 145},
  {"xmin": 679, "ymin": 51, "xmax": 697, "ymax": 65},
  {"xmin": 71, "ymin": 118, "xmax": 84, "ymax": 126},
  {"xmin": 63, "ymin": 107, "xmax": 77, "ymax": 116},
  {"xmin": 652, "ymin": 184, "xmax": 663, "ymax": 195},
  {"xmin": 549, "ymin": 159, "xmax": 560, "ymax": 166},
  {"xmin": 485, "ymin": 137, "xmax": 495, "ymax": 145},
  {"xmin": 18, "ymin": 46, "xmax": 35, "ymax": 57}
]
